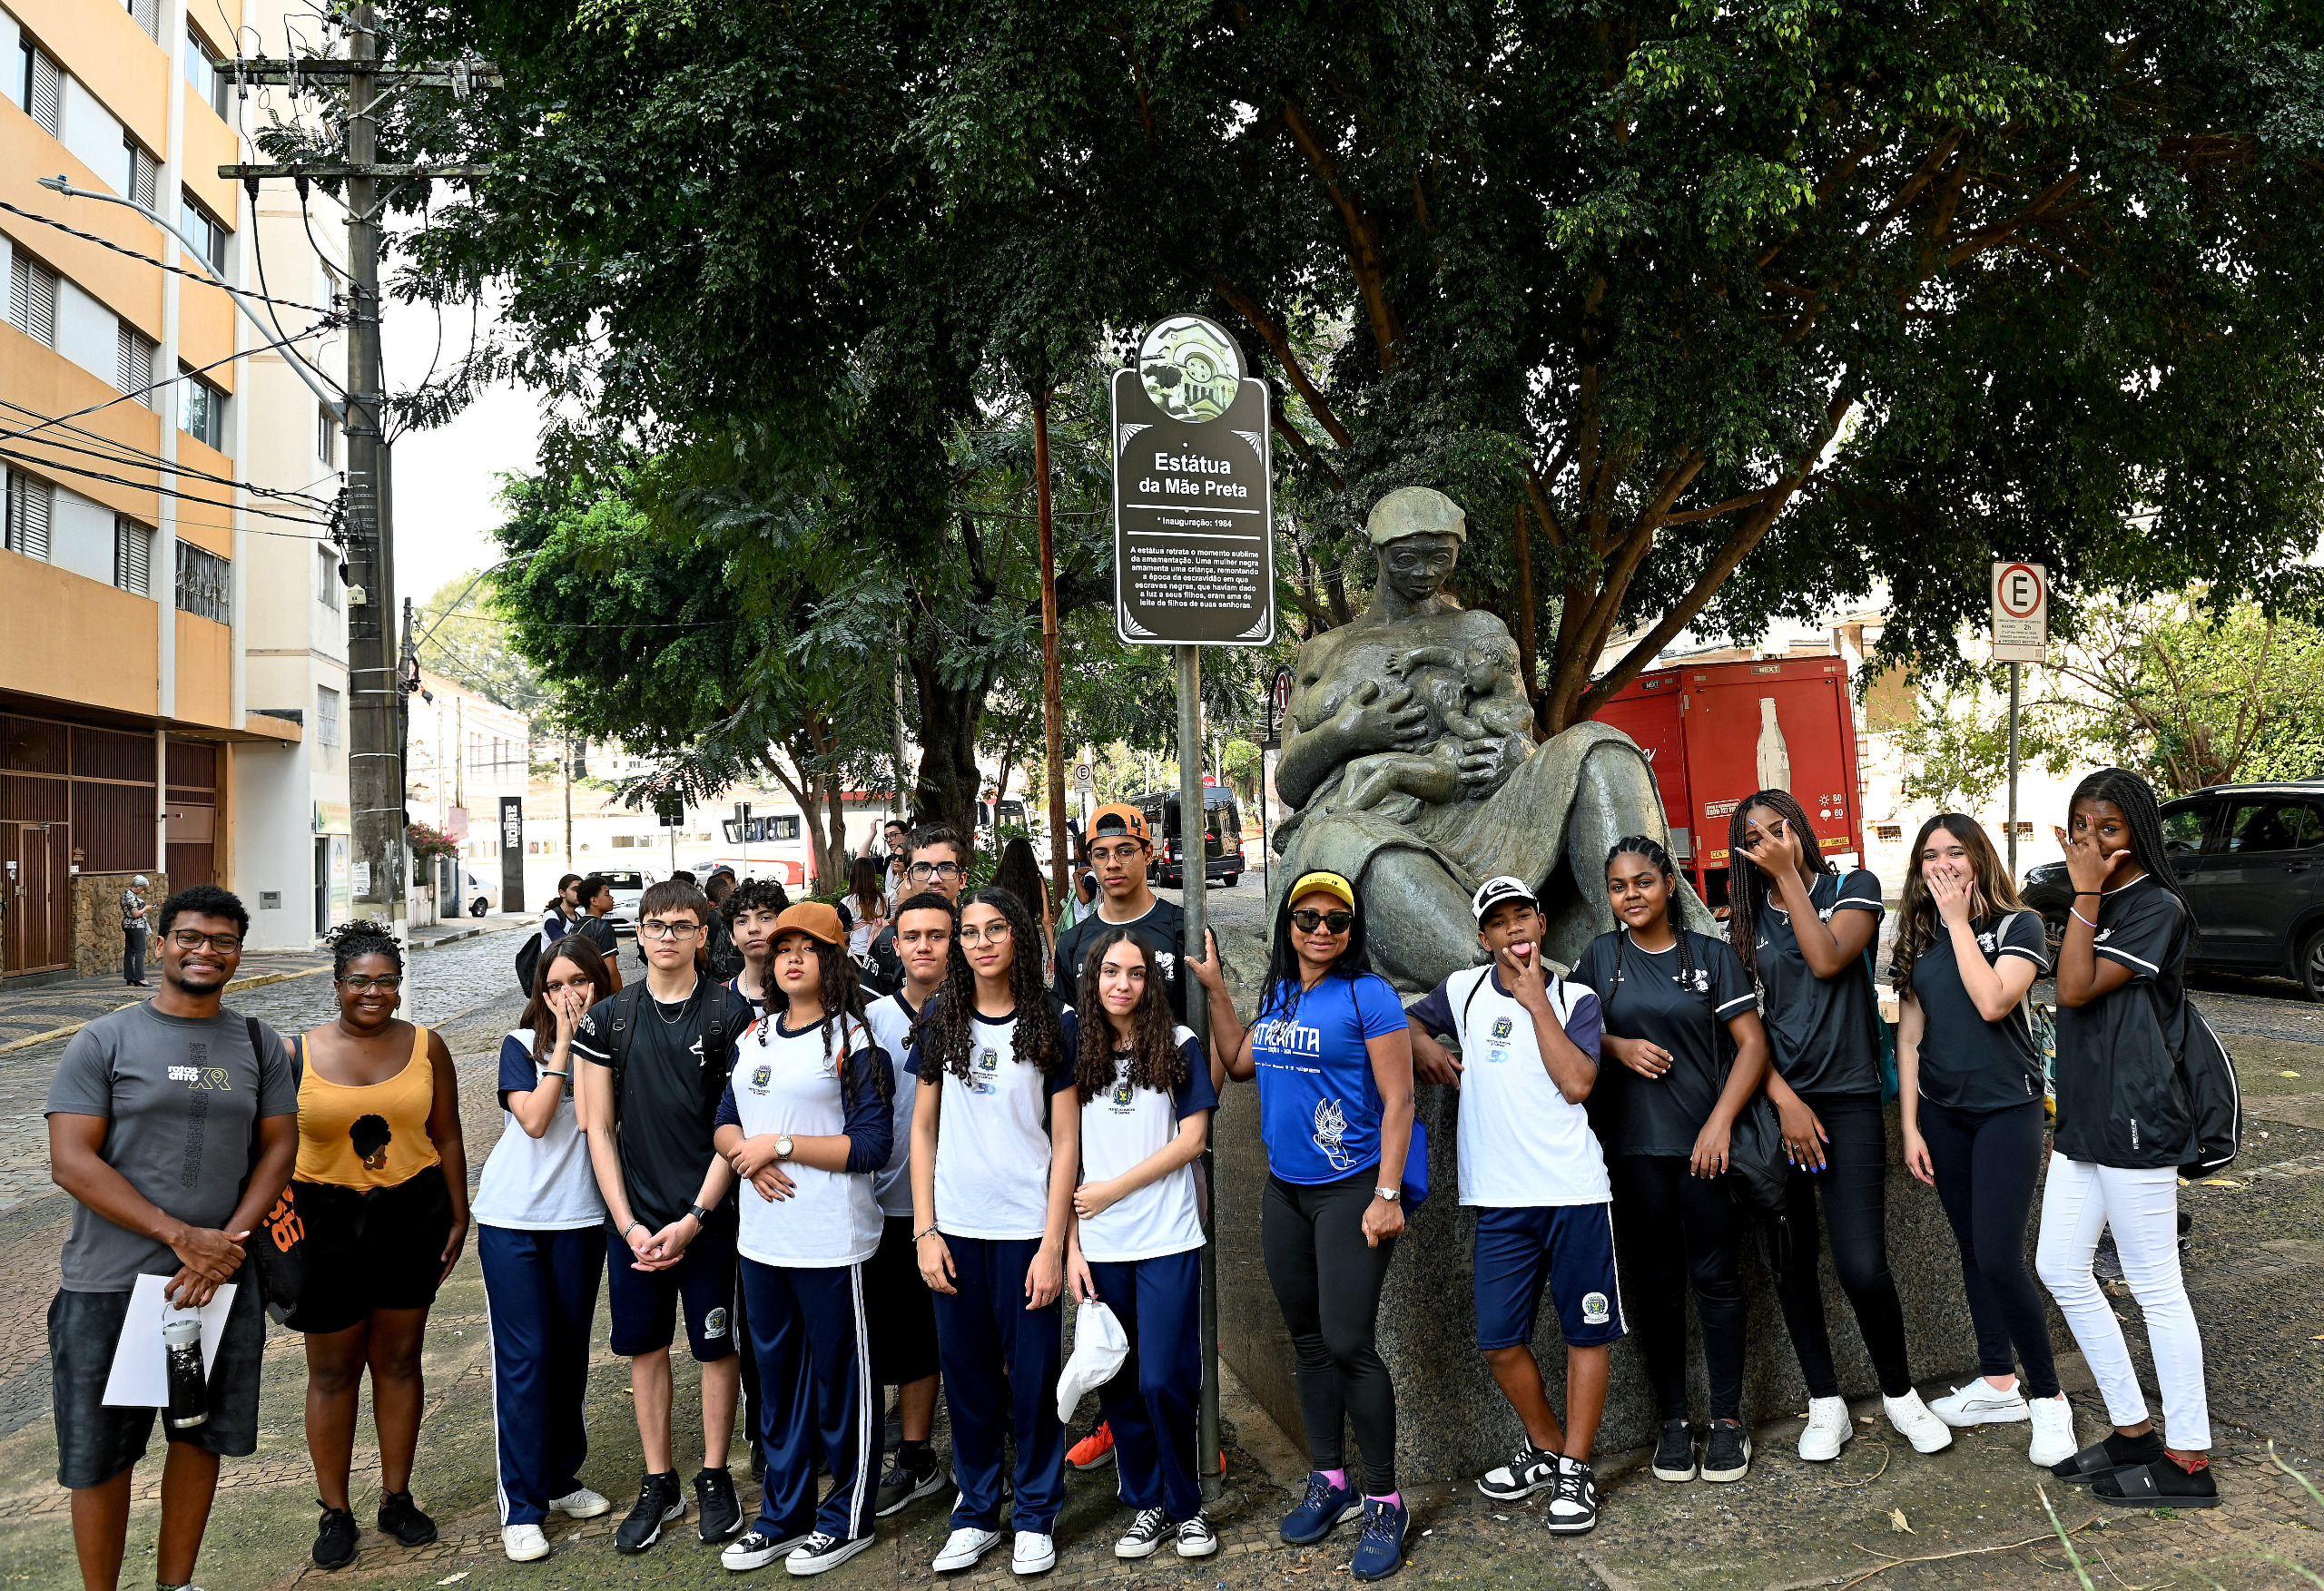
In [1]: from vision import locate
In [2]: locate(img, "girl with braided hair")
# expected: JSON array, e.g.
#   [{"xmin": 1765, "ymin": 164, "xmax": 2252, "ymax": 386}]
[
  {"xmin": 2035, "ymin": 769, "xmax": 2221, "ymax": 1508},
  {"xmin": 1729, "ymin": 793, "xmax": 1952, "ymax": 1462},
  {"xmin": 1571, "ymin": 839, "xmax": 1766, "ymax": 1487},
  {"xmin": 291, "ymin": 920, "xmax": 468, "ymax": 1569},
  {"xmin": 1063, "ymin": 929, "xmax": 1221, "ymax": 1560},
  {"xmin": 905, "ymin": 889, "xmax": 1081, "ymax": 1576}
]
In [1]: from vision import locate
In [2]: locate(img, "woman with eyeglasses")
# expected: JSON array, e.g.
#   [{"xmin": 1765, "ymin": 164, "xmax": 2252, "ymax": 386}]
[
  {"xmin": 289, "ymin": 921, "xmax": 469, "ymax": 1570},
  {"xmin": 907, "ymin": 888, "xmax": 1080, "ymax": 1577},
  {"xmin": 478, "ymin": 936, "xmax": 617, "ymax": 1561},
  {"xmin": 1189, "ymin": 873, "xmax": 1415, "ymax": 1583}
]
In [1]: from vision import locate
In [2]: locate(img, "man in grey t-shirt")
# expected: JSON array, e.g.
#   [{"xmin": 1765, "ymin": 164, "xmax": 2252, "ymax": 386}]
[{"xmin": 45, "ymin": 883, "xmax": 297, "ymax": 1591}]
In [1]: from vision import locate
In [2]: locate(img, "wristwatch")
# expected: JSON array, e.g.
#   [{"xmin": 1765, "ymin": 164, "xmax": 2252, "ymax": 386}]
[
  {"xmin": 1373, "ymin": 1185, "xmax": 1401, "ymax": 1203},
  {"xmin": 687, "ymin": 1203, "xmax": 714, "ymax": 1225},
  {"xmin": 775, "ymin": 1134, "xmax": 795, "ymax": 1161}
]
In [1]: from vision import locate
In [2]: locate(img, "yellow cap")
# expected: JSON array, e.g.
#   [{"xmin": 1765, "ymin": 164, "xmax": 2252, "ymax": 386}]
[{"xmin": 1287, "ymin": 871, "xmax": 1357, "ymax": 911}]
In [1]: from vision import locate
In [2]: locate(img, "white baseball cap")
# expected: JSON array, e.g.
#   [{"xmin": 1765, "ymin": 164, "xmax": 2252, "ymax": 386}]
[{"xmin": 1470, "ymin": 875, "xmax": 1537, "ymax": 922}]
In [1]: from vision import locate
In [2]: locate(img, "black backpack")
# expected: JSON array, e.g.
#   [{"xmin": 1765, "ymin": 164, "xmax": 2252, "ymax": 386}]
[
  {"xmin": 2151, "ymin": 986, "xmax": 2242, "ymax": 1178},
  {"xmin": 515, "ymin": 929, "xmax": 544, "ymax": 1000},
  {"xmin": 599, "ymin": 983, "xmax": 741, "ymax": 1109}
]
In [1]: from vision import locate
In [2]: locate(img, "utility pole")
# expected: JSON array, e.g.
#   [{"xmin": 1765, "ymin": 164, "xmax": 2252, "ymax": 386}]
[
  {"xmin": 1034, "ymin": 390, "xmax": 1068, "ymax": 906},
  {"xmin": 222, "ymin": 13, "xmax": 498, "ymax": 948}
]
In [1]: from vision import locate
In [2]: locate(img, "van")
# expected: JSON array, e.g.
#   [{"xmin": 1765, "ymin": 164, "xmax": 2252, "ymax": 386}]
[{"xmin": 1135, "ymin": 782, "xmax": 1244, "ymax": 890}]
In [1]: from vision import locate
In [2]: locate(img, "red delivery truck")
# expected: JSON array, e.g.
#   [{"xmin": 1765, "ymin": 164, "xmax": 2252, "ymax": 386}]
[{"xmin": 1590, "ymin": 656, "xmax": 1865, "ymax": 910}]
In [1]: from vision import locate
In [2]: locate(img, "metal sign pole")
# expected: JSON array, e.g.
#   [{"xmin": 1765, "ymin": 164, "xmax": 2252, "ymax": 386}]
[
  {"xmin": 1177, "ymin": 643, "xmax": 1219, "ymax": 1501},
  {"xmin": 2006, "ymin": 663, "xmax": 2021, "ymax": 877}
]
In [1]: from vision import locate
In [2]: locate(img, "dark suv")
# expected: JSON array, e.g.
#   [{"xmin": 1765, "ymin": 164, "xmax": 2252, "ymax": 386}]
[{"xmin": 2020, "ymin": 780, "xmax": 2324, "ymax": 998}]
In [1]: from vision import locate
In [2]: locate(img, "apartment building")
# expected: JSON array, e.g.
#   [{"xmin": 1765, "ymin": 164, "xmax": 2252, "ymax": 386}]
[
  {"xmin": 405, "ymin": 667, "xmax": 529, "ymax": 921},
  {"xmin": 0, "ymin": 0, "xmax": 320, "ymax": 979}
]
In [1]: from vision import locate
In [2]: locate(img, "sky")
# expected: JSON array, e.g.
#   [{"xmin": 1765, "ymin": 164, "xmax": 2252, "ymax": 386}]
[{"xmin": 379, "ymin": 295, "xmax": 545, "ymax": 584}]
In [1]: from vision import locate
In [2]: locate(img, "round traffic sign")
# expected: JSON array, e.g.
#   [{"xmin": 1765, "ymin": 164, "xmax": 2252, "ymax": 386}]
[
  {"xmin": 1996, "ymin": 563, "xmax": 2044, "ymax": 619},
  {"xmin": 1071, "ymin": 764, "xmax": 1095, "ymax": 790}
]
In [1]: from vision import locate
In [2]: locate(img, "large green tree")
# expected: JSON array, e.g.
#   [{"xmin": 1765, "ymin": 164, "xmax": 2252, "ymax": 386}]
[{"xmin": 354, "ymin": 0, "xmax": 2324, "ymax": 761}]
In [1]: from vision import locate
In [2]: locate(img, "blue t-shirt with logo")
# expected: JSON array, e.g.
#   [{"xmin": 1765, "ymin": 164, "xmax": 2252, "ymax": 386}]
[{"xmin": 1249, "ymin": 969, "xmax": 1410, "ymax": 1184}]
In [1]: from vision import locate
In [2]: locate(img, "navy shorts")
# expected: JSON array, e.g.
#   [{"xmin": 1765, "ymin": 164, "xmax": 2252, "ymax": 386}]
[
  {"xmin": 51, "ymin": 1274, "xmax": 265, "ymax": 1488},
  {"xmin": 1472, "ymin": 1203, "xmax": 1626, "ymax": 1350},
  {"xmin": 605, "ymin": 1219, "xmax": 739, "ymax": 1361},
  {"xmin": 864, "ymin": 1215, "xmax": 939, "ymax": 1387}
]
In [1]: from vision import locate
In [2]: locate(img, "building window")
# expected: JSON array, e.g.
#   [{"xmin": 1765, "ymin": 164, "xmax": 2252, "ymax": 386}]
[
  {"xmin": 179, "ymin": 194, "xmax": 228, "ymax": 275},
  {"xmin": 611, "ymin": 835, "xmax": 636, "ymax": 849},
  {"xmin": 9, "ymin": 250, "xmax": 58, "ymax": 348},
  {"xmin": 316, "ymin": 685, "xmax": 340, "ymax": 749},
  {"xmin": 183, "ymin": 29, "xmax": 230, "ymax": 121},
  {"xmin": 126, "ymin": 0, "xmax": 158, "ymax": 40},
  {"xmin": 5, "ymin": 469, "xmax": 54, "ymax": 560},
  {"xmin": 124, "ymin": 140, "xmax": 158, "ymax": 208},
  {"xmin": 113, "ymin": 516, "xmax": 152, "ymax": 594},
  {"xmin": 317, "ymin": 404, "xmax": 338, "ymax": 465},
  {"xmin": 317, "ymin": 544, "xmax": 340, "ymax": 608},
  {"xmin": 773, "ymin": 815, "xmax": 801, "ymax": 840},
  {"xmin": 173, "ymin": 541, "xmax": 229, "ymax": 622},
  {"xmin": 116, "ymin": 321, "xmax": 155, "ymax": 402},
  {"xmin": 20, "ymin": 40, "xmax": 62, "ymax": 136},
  {"xmin": 179, "ymin": 370, "xmax": 225, "ymax": 448}
]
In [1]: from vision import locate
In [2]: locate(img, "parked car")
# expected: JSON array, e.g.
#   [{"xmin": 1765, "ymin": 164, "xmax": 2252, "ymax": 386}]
[
  {"xmin": 1135, "ymin": 781, "xmax": 1245, "ymax": 890},
  {"xmin": 2020, "ymin": 779, "xmax": 2324, "ymax": 998}
]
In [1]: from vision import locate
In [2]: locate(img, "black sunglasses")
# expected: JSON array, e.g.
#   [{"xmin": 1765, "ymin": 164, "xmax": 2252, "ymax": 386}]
[{"xmin": 1290, "ymin": 908, "xmax": 1354, "ymax": 935}]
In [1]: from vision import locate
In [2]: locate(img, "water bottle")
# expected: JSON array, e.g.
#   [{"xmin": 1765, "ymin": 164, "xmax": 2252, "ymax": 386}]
[{"xmin": 162, "ymin": 1315, "xmax": 208, "ymax": 1431}]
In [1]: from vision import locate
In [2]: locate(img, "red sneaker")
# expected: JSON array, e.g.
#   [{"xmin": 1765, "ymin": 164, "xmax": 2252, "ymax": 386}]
[{"xmin": 1068, "ymin": 1420, "xmax": 1116, "ymax": 1471}]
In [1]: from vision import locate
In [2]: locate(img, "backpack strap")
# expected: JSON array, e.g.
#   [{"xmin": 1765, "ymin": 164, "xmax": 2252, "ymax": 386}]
[{"xmin": 603, "ymin": 984, "xmax": 642, "ymax": 1105}]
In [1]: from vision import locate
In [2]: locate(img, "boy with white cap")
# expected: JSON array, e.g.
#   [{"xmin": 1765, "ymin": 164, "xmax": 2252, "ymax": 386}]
[{"xmin": 1404, "ymin": 875, "xmax": 1619, "ymax": 1535}]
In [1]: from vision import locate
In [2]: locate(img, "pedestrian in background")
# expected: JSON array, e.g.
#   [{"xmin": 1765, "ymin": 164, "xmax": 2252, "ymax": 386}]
[
  {"xmin": 995, "ymin": 839, "xmax": 1052, "ymax": 962},
  {"xmin": 1189, "ymin": 871, "xmax": 1414, "ymax": 1581},
  {"xmin": 2039, "ymin": 769, "xmax": 2221, "ymax": 1508},
  {"xmin": 46, "ymin": 885, "xmax": 297, "ymax": 1591},
  {"xmin": 839, "ymin": 856, "xmax": 889, "ymax": 965},
  {"xmin": 1572, "ymin": 838, "xmax": 1766, "ymax": 1489},
  {"xmin": 909, "ymin": 888, "xmax": 1080, "ymax": 1577},
  {"xmin": 864, "ymin": 827, "xmax": 967, "ymax": 997},
  {"xmin": 1728, "ymin": 792, "xmax": 1953, "ymax": 1462},
  {"xmin": 478, "ymin": 937, "xmax": 618, "ymax": 1562},
  {"xmin": 289, "ymin": 921, "xmax": 470, "ymax": 1570},
  {"xmin": 119, "ymin": 876, "xmax": 152, "ymax": 987},
  {"xmin": 573, "ymin": 877, "xmax": 624, "ymax": 991},
  {"xmin": 542, "ymin": 874, "xmax": 583, "ymax": 947},
  {"xmin": 1893, "ymin": 814, "xmax": 2073, "ymax": 1466}
]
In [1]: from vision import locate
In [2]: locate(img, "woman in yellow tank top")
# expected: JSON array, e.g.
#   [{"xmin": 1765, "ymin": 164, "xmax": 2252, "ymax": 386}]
[{"xmin": 290, "ymin": 921, "xmax": 469, "ymax": 1571}]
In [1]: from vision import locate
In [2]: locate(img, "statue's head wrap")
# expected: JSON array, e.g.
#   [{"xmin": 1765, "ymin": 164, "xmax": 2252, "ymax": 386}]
[{"xmin": 1365, "ymin": 486, "xmax": 1466, "ymax": 545}]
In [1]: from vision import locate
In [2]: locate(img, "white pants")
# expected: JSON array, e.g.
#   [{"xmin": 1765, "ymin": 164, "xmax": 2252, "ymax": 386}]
[{"xmin": 2034, "ymin": 1154, "xmax": 2210, "ymax": 1450}]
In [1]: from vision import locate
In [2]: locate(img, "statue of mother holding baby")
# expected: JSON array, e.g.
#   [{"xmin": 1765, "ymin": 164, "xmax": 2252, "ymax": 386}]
[{"xmin": 1271, "ymin": 486, "xmax": 1708, "ymax": 991}]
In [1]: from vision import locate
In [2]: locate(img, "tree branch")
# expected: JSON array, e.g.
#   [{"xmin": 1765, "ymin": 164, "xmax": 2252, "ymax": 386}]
[
  {"xmin": 1280, "ymin": 96, "xmax": 1404, "ymax": 368},
  {"xmin": 1212, "ymin": 274, "xmax": 1354, "ymax": 448}
]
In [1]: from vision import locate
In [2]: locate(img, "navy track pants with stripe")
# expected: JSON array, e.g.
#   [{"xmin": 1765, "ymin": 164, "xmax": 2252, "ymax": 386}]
[
  {"xmin": 932, "ymin": 1235, "xmax": 1065, "ymax": 1534},
  {"xmin": 479, "ymin": 1223, "xmax": 606, "ymax": 1527},
  {"xmin": 1088, "ymin": 1248, "xmax": 1203, "ymax": 1523},
  {"xmin": 740, "ymin": 1258, "xmax": 880, "ymax": 1543}
]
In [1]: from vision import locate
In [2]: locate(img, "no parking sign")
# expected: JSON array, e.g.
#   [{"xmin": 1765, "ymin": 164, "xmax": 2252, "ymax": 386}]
[{"xmin": 1991, "ymin": 562, "xmax": 2048, "ymax": 663}]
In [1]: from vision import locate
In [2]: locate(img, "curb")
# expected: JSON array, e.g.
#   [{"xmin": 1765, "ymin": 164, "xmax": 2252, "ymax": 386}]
[{"xmin": 0, "ymin": 965, "xmax": 334, "ymax": 1056}]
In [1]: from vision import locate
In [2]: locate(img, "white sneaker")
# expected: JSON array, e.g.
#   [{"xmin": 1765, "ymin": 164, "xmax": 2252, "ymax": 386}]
[
  {"xmin": 549, "ymin": 1487, "xmax": 612, "ymax": 1519},
  {"xmin": 1883, "ymin": 1390, "xmax": 1955, "ymax": 1454},
  {"xmin": 932, "ymin": 1527, "xmax": 1001, "ymax": 1573},
  {"xmin": 1798, "ymin": 1396, "xmax": 1854, "ymax": 1462},
  {"xmin": 1011, "ymin": 1531, "xmax": 1057, "ymax": 1575},
  {"xmin": 2027, "ymin": 1394, "xmax": 2078, "ymax": 1467},
  {"xmin": 1927, "ymin": 1380, "xmax": 2031, "ymax": 1428},
  {"xmin": 503, "ymin": 1524, "xmax": 551, "ymax": 1562}
]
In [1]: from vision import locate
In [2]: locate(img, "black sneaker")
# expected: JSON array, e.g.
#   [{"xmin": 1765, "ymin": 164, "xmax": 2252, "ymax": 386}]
[
  {"xmin": 1701, "ymin": 1420, "xmax": 1751, "ymax": 1483},
  {"xmin": 1115, "ymin": 1507, "xmax": 1171, "ymax": 1560},
  {"xmin": 1650, "ymin": 1419, "xmax": 1697, "ymax": 1482},
  {"xmin": 695, "ymin": 1467, "xmax": 743, "ymax": 1542},
  {"xmin": 1477, "ymin": 1440, "xmax": 1559, "ymax": 1501},
  {"xmin": 376, "ymin": 1490, "xmax": 437, "ymax": 1547},
  {"xmin": 784, "ymin": 1531, "xmax": 877, "ymax": 1575},
  {"xmin": 312, "ymin": 1502, "xmax": 359, "ymax": 1569},
  {"xmin": 1544, "ymin": 1457, "xmax": 1598, "ymax": 1535},
  {"xmin": 615, "ymin": 1472, "xmax": 684, "ymax": 1555},
  {"xmin": 875, "ymin": 1451, "xmax": 949, "ymax": 1517},
  {"xmin": 1176, "ymin": 1510, "xmax": 1220, "ymax": 1559}
]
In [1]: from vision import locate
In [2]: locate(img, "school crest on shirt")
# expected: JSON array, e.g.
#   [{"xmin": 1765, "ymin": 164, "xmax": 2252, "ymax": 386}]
[
  {"xmin": 1110, "ymin": 1076, "xmax": 1136, "ymax": 1109},
  {"xmin": 967, "ymin": 1046, "xmax": 1000, "ymax": 1095},
  {"xmin": 750, "ymin": 1063, "xmax": 771, "ymax": 1089},
  {"xmin": 1312, "ymin": 1098, "xmax": 1358, "ymax": 1173},
  {"xmin": 1491, "ymin": 1016, "xmax": 1513, "ymax": 1040}
]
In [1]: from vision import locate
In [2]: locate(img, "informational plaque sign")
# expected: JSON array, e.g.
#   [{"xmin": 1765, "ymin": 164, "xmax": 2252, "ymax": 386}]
[{"xmin": 1112, "ymin": 315, "xmax": 1275, "ymax": 646}]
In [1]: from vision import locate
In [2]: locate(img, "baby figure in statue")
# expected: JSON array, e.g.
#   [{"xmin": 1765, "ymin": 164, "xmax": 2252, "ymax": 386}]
[{"xmin": 1339, "ymin": 633, "xmax": 1533, "ymax": 810}]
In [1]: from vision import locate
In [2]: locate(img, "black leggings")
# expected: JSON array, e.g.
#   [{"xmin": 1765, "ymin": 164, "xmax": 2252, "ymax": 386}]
[
  {"xmin": 1771, "ymin": 1094, "xmax": 1913, "ymax": 1399},
  {"xmin": 1916, "ymin": 1099, "xmax": 2059, "ymax": 1399},
  {"xmin": 1612, "ymin": 1155, "xmax": 1746, "ymax": 1422},
  {"xmin": 1261, "ymin": 1171, "xmax": 1398, "ymax": 1494}
]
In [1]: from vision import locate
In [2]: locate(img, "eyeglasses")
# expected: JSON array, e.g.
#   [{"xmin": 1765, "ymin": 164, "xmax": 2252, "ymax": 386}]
[
  {"xmin": 1290, "ymin": 909, "xmax": 1354, "ymax": 935},
  {"xmin": 957, "ymin": 923, "xmax": 1012, "ymax": 946},
  {"xmin": 638, "ymin": 920, "xmax": 704, "ymax": 941},
  {"xmin": 167, "ymin": 929, "xmax": 242, "ymax": 952},
  {"xmin": 340, "ymin": 974, "xmax": 402, "ymax": 992},
  {"xmin": 1088, "ymin": 843, "xmax": 1146, "ymax": 862},
  {"xmin": 908, "ymin": 861, "xmax": 964, "ymax": 880}
]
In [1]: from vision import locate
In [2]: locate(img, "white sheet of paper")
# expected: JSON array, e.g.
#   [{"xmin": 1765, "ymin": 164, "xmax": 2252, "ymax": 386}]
[{"xmin": 102, "ymin": 1274, "xmax": 236, "ymax": 1408}]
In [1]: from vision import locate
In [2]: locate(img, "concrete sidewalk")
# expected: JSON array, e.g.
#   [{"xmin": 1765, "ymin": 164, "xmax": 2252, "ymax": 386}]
[{"xmin": 0, "ymin": 913, "xmax": 529, "ymax": 1054}]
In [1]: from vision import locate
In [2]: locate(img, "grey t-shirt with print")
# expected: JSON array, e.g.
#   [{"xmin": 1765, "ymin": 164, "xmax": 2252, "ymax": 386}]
[{"xmin": 45, "ymin": 1003, "xmax": 299, "ymax": 1292}]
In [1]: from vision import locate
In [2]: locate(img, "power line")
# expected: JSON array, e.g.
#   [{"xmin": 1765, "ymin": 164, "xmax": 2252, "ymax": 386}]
[
  {"xmin": 0, "ymin": 444, "xmax": 335, "ymax": 533},
  {"xmin": 0, "ymin": 197, "xmax": 338, "ymax": 316}
]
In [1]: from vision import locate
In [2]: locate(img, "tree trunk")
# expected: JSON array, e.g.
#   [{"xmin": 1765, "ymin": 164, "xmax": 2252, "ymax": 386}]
[{"xmin": 910, "ymin": 651, "xmax": 989, "ymax": 858}]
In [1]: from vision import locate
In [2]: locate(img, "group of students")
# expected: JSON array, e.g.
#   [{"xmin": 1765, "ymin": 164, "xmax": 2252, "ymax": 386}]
[{"xmin": 44, "ymin": 770, "xmax": 2224, "ymax": 1591}]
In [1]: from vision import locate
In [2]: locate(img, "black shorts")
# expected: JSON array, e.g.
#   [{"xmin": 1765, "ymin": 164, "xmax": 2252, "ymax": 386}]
[
  {"xmin": 284, "ymin": 1171, "xmax": 455, "ymax": 1335},
  {"xmin": 52, "ymin": 1273, "xmax": 265, "ymax": 1489},
  {"xmin": 864, "ymin": 1214, "xmax": 939, "ymax": 1387},
  {"xmin": 605, "ymin": 1218, "xmax": 739, "ymax": 1361}
]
